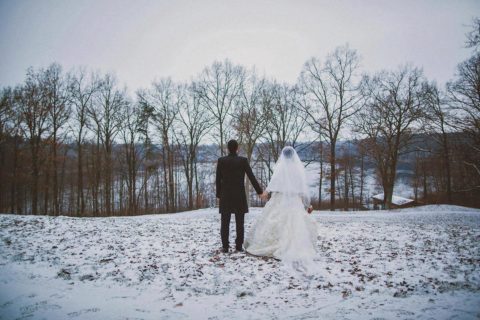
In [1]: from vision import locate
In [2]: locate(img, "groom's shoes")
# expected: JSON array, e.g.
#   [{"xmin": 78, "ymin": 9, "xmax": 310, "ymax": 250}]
[
  {"xmin": 222, "ymin": 247, "xmax": 229, "ymax": 253},
  {"xmin": 235, "ymin": 247, "xmax": 244, "ymax": 252}
]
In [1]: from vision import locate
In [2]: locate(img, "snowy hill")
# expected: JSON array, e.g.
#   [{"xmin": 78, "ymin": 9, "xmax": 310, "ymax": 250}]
[{"xmin": 1, "ymin": 206, "xmax": 479, "ymax": 319}]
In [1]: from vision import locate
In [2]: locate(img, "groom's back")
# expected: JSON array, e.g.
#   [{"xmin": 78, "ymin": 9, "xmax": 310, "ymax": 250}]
[
  {"xmin": 217, "ymin": 154, "xmax": 247, "ymax": 187},
  {"xmin": 216, "ymin": 153, "xmax": 262, "ymax": 214}
]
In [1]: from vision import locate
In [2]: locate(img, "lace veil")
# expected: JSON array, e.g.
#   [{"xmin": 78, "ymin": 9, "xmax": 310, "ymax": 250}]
[{"xmin": 266, "ymin": 146, "xmax": 310, "ymax": 205}]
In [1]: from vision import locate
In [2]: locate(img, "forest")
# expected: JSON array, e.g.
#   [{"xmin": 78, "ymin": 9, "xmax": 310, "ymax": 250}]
[{"xmin": 1, "ymin": 20, "xmax": 479, "ymax": 216}]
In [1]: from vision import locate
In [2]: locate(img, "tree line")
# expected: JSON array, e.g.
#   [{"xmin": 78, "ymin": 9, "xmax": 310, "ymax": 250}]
[{"xmin": 1, "ymin": 20, "xmax": 479, "ymax": 215}]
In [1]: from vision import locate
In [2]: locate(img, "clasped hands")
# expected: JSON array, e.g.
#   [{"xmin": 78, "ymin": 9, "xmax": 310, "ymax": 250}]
[{"xmin": 259, "ymin": 191, "xmax": 269, "ymax": 201}]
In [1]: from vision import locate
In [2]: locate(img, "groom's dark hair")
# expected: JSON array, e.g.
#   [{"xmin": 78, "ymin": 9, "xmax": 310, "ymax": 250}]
[{"xmin": 227, "ymin": 139, "xmax": 238, "ymax": 154}]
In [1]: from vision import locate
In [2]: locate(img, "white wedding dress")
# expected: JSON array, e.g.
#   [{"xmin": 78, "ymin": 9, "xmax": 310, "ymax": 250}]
[{"xmin": 244, "ymin": 147, "xmax": 318, "ymax": 269}]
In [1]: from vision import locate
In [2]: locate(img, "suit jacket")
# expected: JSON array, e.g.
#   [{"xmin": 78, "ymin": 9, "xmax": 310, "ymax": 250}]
[{"xmin": 216, "ymin": 153, "xmax": 263, "ymax": 214}]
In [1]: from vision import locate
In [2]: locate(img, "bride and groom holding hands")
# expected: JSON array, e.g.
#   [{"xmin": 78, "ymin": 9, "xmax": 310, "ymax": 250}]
[{"xmin": 216, "ymin": 139, "xmax": 317, "ymax": 266}]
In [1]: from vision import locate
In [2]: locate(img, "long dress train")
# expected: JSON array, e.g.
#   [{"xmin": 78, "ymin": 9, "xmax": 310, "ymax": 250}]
[{"xmin": 245, "ymin": 192, "xmax": 317, "ymax": 265}]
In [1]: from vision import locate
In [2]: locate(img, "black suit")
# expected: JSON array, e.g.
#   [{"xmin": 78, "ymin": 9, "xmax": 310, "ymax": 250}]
[{"xmin": 216, "ymin": 153, "xmax": 262, "ymax": 250}]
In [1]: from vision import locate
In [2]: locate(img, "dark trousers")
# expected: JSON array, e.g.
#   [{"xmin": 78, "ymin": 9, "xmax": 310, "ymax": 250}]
[{"xmin": 220, "ymin": 212, "xmax": 245, "ymax": 250}]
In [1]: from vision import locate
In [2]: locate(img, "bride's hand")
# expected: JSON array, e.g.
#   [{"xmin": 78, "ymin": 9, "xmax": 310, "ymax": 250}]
[{"xmin": 259, "ymin": 191, "xmax": 269, "ymax": 201}]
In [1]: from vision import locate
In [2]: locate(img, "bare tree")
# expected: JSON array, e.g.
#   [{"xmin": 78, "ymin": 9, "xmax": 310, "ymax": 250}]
[
  {"xmin": 232, "ymin": 71, "xmax": 268, "ymax": 203},
  {"xmin": 0, "ymin": 88, "xmax": 16, "ymax": 212},
  {"xmin": 175, "ymin": 82, "xmax": 212, "ymax": 210},
  {"xmin": 0, "ymin": 88, "xmax": 14, "ymax": 144},
  {"xmin": 88, "ymin": 74, "xmax": 127, "ymax": 215},
  {"xmin": 263, "ymin": 82, "xmax": 307, "ymax": 163},
  {"xmin": 299, "ymin": 45, "xmax": 362, "ymax": 210},
  {"xmin": 42, "ymin": 64, "xmax": 70, "ymax": 215},
  {"xmin": 357, "ymin": 139, "xmax": 367, "ymax": 209},
  {"xmin": 136, "ymin": 97, "xmax": 155, "ymax": 213},
  {"xmin": 68, "ymin": 68, "xmax": 100, "ymax": 215},
  {"xmin": 1, "ymin": 87, "xmax": 30, "ymax": 214},
  {"xmin": 337, "ymin": 143, "xmax": 359, "ymax": 210},
  {"xmin": 438, "ymin": 19, "xmax": 480, "ymax": 198},
  {"xmin": 423, "ymin": 83, "xmax": 453, "ymax": 203},
  {"xmin": 355, "ymin": 65, "xmax": 427, "ymax": 209},
  {"xmin": 233, "ymin": 71, "xmax": 267, "ymax": 160},
  {"xmin": 119, "ymin": 101, "xmax": 143, "ymax": 214},
  {"xmin": 432, "ymin": 15, "xmax": 480, "ymax": 202},
  {"xmin": 316, "ymin": 138, "xmax": 326, "ymax": 208},
  {"xmin": 196, "ymin": 60, "xmax": 245, "ymax": 156},
  {"xmin": 17, "ymin": 68, "xmax": 52, "ymax": 214},
  {"xmin": 138, "ymin": 78, "xmax": 180, "ymax": 212},
  {"xmin": 465, "ymin": 17, "xmax": 480, "ymax": 51},
  {"xmin": 447, "ymin": 53, "xmax": 480, "ymax": 180}
]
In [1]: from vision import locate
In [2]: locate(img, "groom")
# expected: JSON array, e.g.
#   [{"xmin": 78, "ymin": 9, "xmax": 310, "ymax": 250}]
[{"xmin": 216, "ymin": 140, "xmax": 267, "ymax": 253}]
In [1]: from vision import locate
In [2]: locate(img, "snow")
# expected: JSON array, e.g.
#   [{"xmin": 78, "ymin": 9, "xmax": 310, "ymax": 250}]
[
  {"xmin": 1, "ymin": 206, "xmax": 479, "ymax": 319},
  {"xmin": 372, "ymin": 193, "xmax": 414, "ymax": 206}
]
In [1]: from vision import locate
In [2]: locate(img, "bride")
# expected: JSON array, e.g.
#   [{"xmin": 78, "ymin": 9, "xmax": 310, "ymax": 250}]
[{"xmin": 244, "ymin": 146, "xmax": 318, "ymax": 268}]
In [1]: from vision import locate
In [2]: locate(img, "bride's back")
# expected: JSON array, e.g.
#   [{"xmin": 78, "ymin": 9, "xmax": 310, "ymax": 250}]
[{"xmin": 266, "ymin": 146, "xmax": 310, "ymax": 204}]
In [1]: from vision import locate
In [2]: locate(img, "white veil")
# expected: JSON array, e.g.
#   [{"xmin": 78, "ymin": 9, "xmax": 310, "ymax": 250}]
[{"xmin": 266, "ymin": 146, "xmax": 310, "ymax": 204}]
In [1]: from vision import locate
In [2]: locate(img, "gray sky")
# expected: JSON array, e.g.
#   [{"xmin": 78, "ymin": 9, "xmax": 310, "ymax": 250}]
[{"xmin": 0, "ymin": 0, "xmax": 478, "ymax": 91}]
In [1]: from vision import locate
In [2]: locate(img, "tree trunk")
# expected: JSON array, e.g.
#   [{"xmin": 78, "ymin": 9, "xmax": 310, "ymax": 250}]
[
  {"xmin": 194, "ymin": 160, "xmax": 199, "ymax": 208},
  {"xmin": 187, "ymin": 153, "xmax": 194, "ymax": 210},
  {"xmin": 168, "ymin": 147, "xmax": 175, "ymax": 212},
  {"xmin": 344, "ymin": 167, "xmax": 349, "ymax": 211},
  {"xmin": 105, "ymin": 146, "xmax": 112, "ymax": 215},
  {"xmin": 383, "ymin": 180, "xmax": 392, "ymax": 210},
  {"xmin": 53, "ymin": 131, "xmax": 59, "ymax": 215},
  {"xmin": 144, "ymin": 168, "xmax": 149, "ymax": 213},
  {"xmin": 384, "ymin": 167, "xmax": 396, "ymax": 209},
  {"xmin": 132, "ymin": 147, "xmax": 137, "ymax": 214},
  {"xmin": 219, "ymin": 120, "xmax": 224, "ymax": 156},
  {"xmin": 349, "ymin": 166, "xmax": 355, "ymax": 210},
  {"xmin": 442, "ymin": 131, "xmax": 452, "ymax": 203},
  {"xmin": 423, "ymin": 162, "xmax": 428, "ymax": 201},
  {"xmin": 329, "ymin": 143, "xmax": 336, "ymax": 211},
  {"xmin": 94, "ymin": 139, "xmax": 101, "ymax": 216},
  {"xmin": 77, "ymin": 138, "xmax": 85, "ymax": 216},
  {"xmin": 359, "ymin": 152, "xmax": 364, "ymax": 209},
  {"xmin": 31, "ymin": 140, "xmax": 39, "ymax": 215},
  {"xmin": 10, "ymin": 135, "xmax": 19, "ymax": 214},
  {"xmin": 162, "ymin": 145, "xmax": 169, "ymax": 212},
  {"xmin": 318, "ymin": 142, "xmax": 323, "ymax": 209},
  {"xmin": 43, "ymin": 156, "xmax": 50, "ymax": 215}
]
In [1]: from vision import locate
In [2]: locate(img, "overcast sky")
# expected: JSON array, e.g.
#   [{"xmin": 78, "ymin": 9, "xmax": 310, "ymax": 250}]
[{"xmin": 0, "ymin": 0, "xmax": 478, "ymax": 91}]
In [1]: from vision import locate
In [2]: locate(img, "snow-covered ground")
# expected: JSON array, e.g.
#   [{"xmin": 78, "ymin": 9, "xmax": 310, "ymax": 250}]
[{"xmin": 1, "ymin": 205, "xmax": 479, "ymax": 319}]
